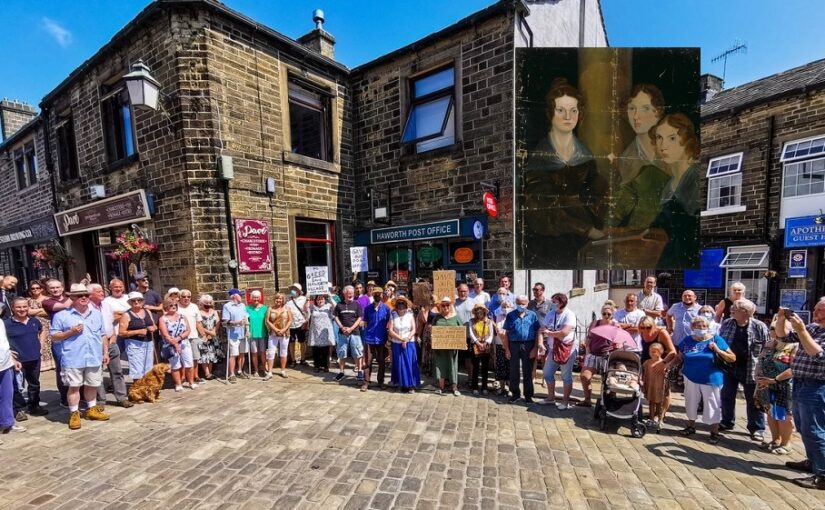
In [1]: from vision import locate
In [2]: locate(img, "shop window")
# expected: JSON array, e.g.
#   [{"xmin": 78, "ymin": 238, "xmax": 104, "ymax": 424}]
[
  {"xmin": 56, "ymin": 116, "xmax": 79, "ymax": 182},
  {"xmin": 595, "ymin": 270, "xmax": 608, "ymax": 284},
  {"xmin": 14, "ymin": 142, "xmax": 37, "ymax": 189},
  {"xmin": 609, "ymin": 270, "xmax": 654, "ymax": 287},
  {"xmin": 401, "ymin": 66, "xmax": 455, "ymax": 153},
  {"xmin": 295, "ymin": 219, "xmax": 336, "ymax": 291},
  {"xmin": 448, "ymin": 241, "xmax": 479, "ymax": 266},
  {"xmin": 387, "ymin": 246, "xmax": 412, "ymax": 291},
  {"xmin": 572, "ymin": 270, "xmax": 583, "ymax": 290},
  {"xmin": 100, "ymin": 87, "xmax": 136, "ymax": 164},
  {"xmin": 288, "ymin": 79, "xmax": 332, "ymax": 162}
]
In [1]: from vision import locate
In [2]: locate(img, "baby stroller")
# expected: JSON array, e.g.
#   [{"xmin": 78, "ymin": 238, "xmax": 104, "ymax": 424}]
[{"xmin": 593, "ymin": 349, "xmax": 647, "ymax": 438}]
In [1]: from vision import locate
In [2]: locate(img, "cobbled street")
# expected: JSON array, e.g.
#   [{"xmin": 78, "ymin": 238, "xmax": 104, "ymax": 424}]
[{"xmin": 0, "ymin": 369, "xmax": 822, "ymax": 510}]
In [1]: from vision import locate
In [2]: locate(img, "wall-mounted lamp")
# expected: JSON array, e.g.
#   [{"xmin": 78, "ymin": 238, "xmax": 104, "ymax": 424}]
[{"xmin": 123, "ymin": 60, "xmax": 161, "ymax": 111}]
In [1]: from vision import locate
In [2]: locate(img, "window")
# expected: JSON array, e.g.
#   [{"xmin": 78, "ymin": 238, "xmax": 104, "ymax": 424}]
[
  {"xmin": 782, "ymin": 158, "xmax": 825, "ymax": 198},
  {"xmin": 401, "ymin": 66, "xmax": 455, "ymax": 153},
  {"xmin": 595, "ymin": 270, "xmax": 608, "ymax": 284},
  {"xmin": 572, "ymin": 270, "xmax": 583, "ymax": 289},
  {"xmin": 781, "ymin": 134, "xmax": 825, "ymax": 162},
  {"xmin": 295, "ymin": 219, "xmax": 336, "ymax": 290},
  {"xmin": 13, "ymin": 142, "xmax": 37, "ymax": 189},
  {"xmin": 56, "ymin": 117, "xmax": 79, "ymax": 182},
  {"xmin": 720, "ymin": 245, "xmax": 769, "ymax": 268},
  {"xmin": 100, "ymin": 88, "xmax": 136, "ymax": 164},
  {"xmin": 609, "ymin": 270, "xmax": 655, "ymax": 287},
  {"xmin": 705, "ymin": 153, "xmax": 744, "ymax": 211},
  {"xmin": 288, "ymin": 79, "xmax": 332, "ymax": 162}
]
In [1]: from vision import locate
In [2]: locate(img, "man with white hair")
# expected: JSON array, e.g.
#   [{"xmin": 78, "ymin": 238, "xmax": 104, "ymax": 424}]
[
  {"xmin": 246, "ymin": 290, "xmax": 268, "ymax": 377},
  {"xmin": 179, "ymin": 289, "xmax": 203, "ymax": 383},
  {"xmin": 333, "ymin": 285, "xmax": 364, "ymax": 382},
  {"xmin": 89, "ymin": 282, "xmax": 130, "ymax": 408},
  {"xmin": 501, "ymin": 294, "xmax": 541, "ymax": 404},
  {"xmin": 718, "ymin": 298, "xmax": 768, "ymax": 440}
]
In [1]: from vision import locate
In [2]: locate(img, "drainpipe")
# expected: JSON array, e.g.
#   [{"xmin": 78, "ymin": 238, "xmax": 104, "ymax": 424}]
[
  {"xmin": 764, "ymin": 115, "xmax": 778, "ymax": 315},
  {"xmin": 40, "ymin": 107, "xmax": 69, "ymax": 281}
]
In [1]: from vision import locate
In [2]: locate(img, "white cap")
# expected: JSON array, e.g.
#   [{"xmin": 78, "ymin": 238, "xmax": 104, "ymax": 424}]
[
  {"xmin": 166, "ymin": 287, "xmax": 181, "ymax": 296},
  {"xmin": 127, "ymin": 291, "xmax": 144, "ymax": 302}
]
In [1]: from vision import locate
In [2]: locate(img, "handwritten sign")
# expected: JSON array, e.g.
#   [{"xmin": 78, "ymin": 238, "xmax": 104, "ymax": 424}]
[
  {"xmin": 305, "ymin": 266, "xmax": 329, "ymax": 296},
  {"xmin": 235, "ymin": 219, "xmax": 273, "ymax": 273},
  {"xmin": 431, "ymin": 326, "xmax": 467, "ymax": 350},
  {"xmin": 412, "ymin": 282, "xmax": 431, "ymax": 308},
  {"xmin": 433, "ymin": 270, "xmax": 456, "ymax": 304},
  {"xmin": 349, "ymin": 247, "xmax": 369, "ymax": 273}
]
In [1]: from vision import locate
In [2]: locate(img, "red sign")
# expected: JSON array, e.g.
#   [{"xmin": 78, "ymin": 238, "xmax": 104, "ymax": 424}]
[
  {"xmin": 483, "ymin": 191, "xmax": 498, "ymax": 217},
  {"xmin": 235, "ymin": 218, "xmax": 273, "ymax": 273}
]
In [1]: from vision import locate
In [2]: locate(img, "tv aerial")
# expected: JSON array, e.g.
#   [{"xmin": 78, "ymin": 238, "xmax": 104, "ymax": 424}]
[{"xmin": 712, "ymin": 40, "xmax": 748, "ymax": 83}]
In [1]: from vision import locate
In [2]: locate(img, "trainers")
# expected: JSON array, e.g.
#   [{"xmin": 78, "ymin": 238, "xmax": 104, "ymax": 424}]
[
  {"xmin": 453, "ymin": 389, "xmax": 461, "ymax": 397},
  {"xmin": 508, "ymin": 396, "xmax": 520, "ymax": 404},
  {"xmin": 240, "ymin": 372, "xmax": 250, "ymax": 380},
  {"xmin": 786, "ymin": 459, "xmax": 812, "ymax": 473},
  {"xmin": 190, "ymin": 383, "xmax": 198, "ymax": 390},
  {"xmin": 182, "ymin": 382, "xmax": 191, "ymax": 389},
  {"xmin": 718, "ymin": 423, "xmax": 734, "ymax": 432},
  {"xmin": 68, "ymin": 411, "xmax": 82, "ymax": 430},
  {"xmin": 356, "ymin": 371, "xmax": 365, "ymax": 381},
  {"xmin": 525, "ymin": 397, "xmax": 535, "ymax": 404},
  {"xmin": 750, "ymin": 431, "xmax": 765, "ymax": 442},
  {"xmin": 793, "ymin": 475, "xmax": 825, "ymax": 490},
  {"xmin": 228, "ymin": 376, "xmax": 237, "ymax": 384},
  {"xmin": 556, "ymin": 402, "xmax": 570, "ymax": 410},
  {"xmin": 263, "ymin": 372, "xmax": 273, "ymax": 381},
  {"xmin": 85, "ymin": 405, "xmax": 110, "ymax": 421},
  {"xmin": 14, "ymin": 410, "xmax": 28, "ymax": 422},
  {"xmin": 335, "ymin": 372, "xmax": 345, "ymax": 382},
  {"xmin": 28, "ymin": 406, "xmax": 49, "ymax": 416},
  {"xmin": 281, "ymin": 370, "xmax": 288, "ymax": 379},
  {"xmin": 11, "ymin": 424, "xmax": 27, "ymax": 433},
  {"xmin": 197, "ymin": 377, "xmax": 207, "ymax": 384},
  {"xmin": 174, "ymin": 386, "xmax": 183, "ymax": 392}
]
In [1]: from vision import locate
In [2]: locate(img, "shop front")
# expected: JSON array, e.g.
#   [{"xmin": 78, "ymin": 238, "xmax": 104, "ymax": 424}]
[
  {"xmin": 54, "ymin": 189, "xmax": 154, "ymax": 285},
  {"xmin": 0, "ymin": 216, "xmax": 62, "ymax": 289},
  {"xmin": 354, "ymin": 216, "xmax": 487, "ymax": 294}
]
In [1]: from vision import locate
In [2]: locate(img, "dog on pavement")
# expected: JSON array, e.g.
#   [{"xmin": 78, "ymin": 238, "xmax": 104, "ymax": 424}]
[{"xmin": 128, "ymin": 363, "xmax": 170, "ymax": 403}]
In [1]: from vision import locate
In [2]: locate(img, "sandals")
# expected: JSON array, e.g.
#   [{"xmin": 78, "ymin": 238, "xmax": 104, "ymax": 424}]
[
  {"xmin": 772, "ymin": 446, "xmax": 791, "ymax": 455},
  {"xmin": 708, "ymin": 432, "xmax": 721, "ymax": 445},
  {"xmin": 681, "ymin": 426, "xmax": 696, "ymax": 437},
  {"xmin": 760, "ymin": 441, "xmax": 780, "ymax": 451}
]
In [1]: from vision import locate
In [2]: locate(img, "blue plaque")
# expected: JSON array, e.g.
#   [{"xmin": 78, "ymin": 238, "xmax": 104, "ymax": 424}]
[{"xmin": 684, "ymin": 248, "xmax": 724, "ymax": 289}]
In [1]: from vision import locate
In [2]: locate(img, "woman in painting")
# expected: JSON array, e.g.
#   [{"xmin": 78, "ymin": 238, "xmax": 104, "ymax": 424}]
[
  {"xmin": 521, "ymin": 78, "xmax": 608, "ymax": 268},
  {"xmin": 611, "ymin": 84, "xmax": 671, "ymax": 230},
  {"xmin": 650, "ymin": 112, "xmax": 701, "ymax": 268}
]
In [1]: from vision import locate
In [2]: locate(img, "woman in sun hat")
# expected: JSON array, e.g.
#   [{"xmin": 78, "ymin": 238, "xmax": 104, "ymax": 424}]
[{"xmin": 388, "ymin": 296, "xmax": 419, "ymax": 393}]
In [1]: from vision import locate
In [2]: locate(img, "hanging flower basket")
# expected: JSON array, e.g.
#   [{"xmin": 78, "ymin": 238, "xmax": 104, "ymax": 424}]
[
  {"xmin": 113, "ymin": 230, "xmax": 158, "ymax": 267},
  {"xmin": 31, "ymin": 243, "xmax": 75, "ymax": 269}
]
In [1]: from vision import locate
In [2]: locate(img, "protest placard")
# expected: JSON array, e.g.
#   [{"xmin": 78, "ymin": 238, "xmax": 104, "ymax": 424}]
[
  {"xmin": 433, "ymin": 270, "xmax": 456, "ymax": 303},
  {"xmin": 305, "ymin": 266, "xmax": 329, "ymax": 296},
  {"xmin": 412, "ymin": 282, "xmax": 431, "ymax": 308},
  {"xmin": 431, "ymin": 326, "xmax": 468, "ymax": 350},
  {"xmin": 349, "ymin": 247, "xmax": 369, "ymax": 273}
]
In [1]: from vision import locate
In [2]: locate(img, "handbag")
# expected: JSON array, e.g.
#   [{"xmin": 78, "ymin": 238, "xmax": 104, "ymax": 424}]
[
  {"xmin": 160, "ymin": 342, "xmax": 176, "ymax": 361},
  {"xmin": 471, "ymin": 320, "xmax": 493, "ymax": 356},
  {"xmin": 713, "ymin": 350, "xmax": 735, "ymax": 375},
  {"xmin": 552, "ymin": 339, "xmax": 574, "ymax": 364}
]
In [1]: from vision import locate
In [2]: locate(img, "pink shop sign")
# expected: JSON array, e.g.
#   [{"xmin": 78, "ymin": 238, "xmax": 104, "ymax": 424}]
[{"xmin": 235, "ymin": 218, "xmax": 273, "ymax": 273}]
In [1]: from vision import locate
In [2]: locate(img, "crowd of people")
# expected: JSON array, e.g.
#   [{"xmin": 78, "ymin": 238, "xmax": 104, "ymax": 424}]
[{"xmin": 0, "ymin": 273, "xmax": 823, "ymax": 490}]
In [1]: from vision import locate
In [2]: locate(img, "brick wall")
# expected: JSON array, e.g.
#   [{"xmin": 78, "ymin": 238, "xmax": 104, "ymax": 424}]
[
  {"xmin": 0, "ymin": 122, "xmax": 54, "ymax": 230},
  {"xmin": 0, "ymin": 100, "xmax": 37, "ymax": 141},
  {"xmin": 351, "ymin": 13, "xmax": 514, "ymax": 280}
]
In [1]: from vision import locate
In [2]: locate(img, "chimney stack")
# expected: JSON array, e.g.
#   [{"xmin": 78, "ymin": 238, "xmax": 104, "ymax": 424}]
[
  {"xmin": 297, "ymin": 9, "xmax": 335, "ymax": 60},
  {"xmin": 0, "ymin": 99, "xmax": 37, "ymax": 141},
  {"xmin": 700, "ymin": 74, "xmax": 724, "ymax": 103}
]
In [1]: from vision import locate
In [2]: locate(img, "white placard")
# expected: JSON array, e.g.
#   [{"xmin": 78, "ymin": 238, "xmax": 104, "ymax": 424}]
[
  {"xmin": 305, "ymin": 266, "xmax": 330, "ymax": 296},
  {"xmin": 350, "ymin": 247, "xmax": 369, "ymax": 273}
]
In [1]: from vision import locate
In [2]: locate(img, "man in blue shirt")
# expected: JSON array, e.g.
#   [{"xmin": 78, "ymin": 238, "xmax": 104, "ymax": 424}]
[
  {"xmin": 4, "ymin": 297, "xmax": 49, "ymax": 420},
  {"xmin": 50, "ymin": 284, "xmax": 110, "ymax": 430},
  {"xmin": 362, "ymin": 286, "xmax": 391, "ymax": 391},
  {"xmin": 502, "ymin": 295, "xmax": 540, "ymax": 404},
  {"xmin": 667, "ymin": 290, "xmax": 701, "ymax": 346},
  {"xmin": 221, "ymin": 288, "xmax": 250, "ymax": 383}
]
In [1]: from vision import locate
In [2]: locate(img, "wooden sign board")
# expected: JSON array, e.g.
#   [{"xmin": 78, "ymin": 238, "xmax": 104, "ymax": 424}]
[
  {"xmin": 412, "ymin": 282, "xmax": 431, "ymax": 308},
  {"xmin": 431, "ymin": 326, "xmax": 467, "ymax": 350},
  {"xmin": 433, "ymin": 270, "xmax": 456, "ymax": 304}
]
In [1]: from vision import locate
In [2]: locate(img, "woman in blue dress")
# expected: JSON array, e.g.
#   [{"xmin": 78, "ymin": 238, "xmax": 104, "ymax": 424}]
[{"xmin": 388, "ymin": 297, "xmax": 419, "ymax": 393}]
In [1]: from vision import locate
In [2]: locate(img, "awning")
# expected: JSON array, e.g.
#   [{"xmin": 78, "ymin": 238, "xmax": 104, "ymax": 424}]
[{"xmin": 719, "ymin": 246, "xmax": 769, "ymax": 268}]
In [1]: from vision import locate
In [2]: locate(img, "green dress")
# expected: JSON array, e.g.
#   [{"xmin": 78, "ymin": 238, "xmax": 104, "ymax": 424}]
[
  {"xmin": 433, "ymin": 314, "xmax": 464, "ymax": 385},
  {"xmin": 611, "ymin": 164, "xmax": 671, "ymax": 230},
  {"xmin": 651, "ymin": 164, "xmax": 700, "ymax": 268}
]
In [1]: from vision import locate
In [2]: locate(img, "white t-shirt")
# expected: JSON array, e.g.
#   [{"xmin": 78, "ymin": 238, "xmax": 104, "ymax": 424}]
[
  {"xmin": 542, "ymin": 308, "xmax": 577, "ymax": 346},
  {"xmin": 101, "ymin": 295, "xmax": 130, "ymax": 337},
  {"xmin": 469, "ymin": 290, "xmax": 491, "ymax": 307},
  {"xmin": 180, "ymin": 303, "xmax": 201, "ymax": 339},
  {"xmin": 614, "ymin": 308, "xmax": 646, "ymax": 346},
  {"xmin": 0, "ymin": 320, "xmax": 12, "ymax": 371}
]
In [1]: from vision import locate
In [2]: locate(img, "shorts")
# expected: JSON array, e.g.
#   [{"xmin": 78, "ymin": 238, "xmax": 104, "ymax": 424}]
[
  {"xmin": 189, "ymin": 337, "xmax": 201, "ymax": 360},
  {"xmin": 249, "ymin": 337, "xmax": 267, "ymax": 354},
  {"xmin": 61, "ymin": 366, "xmax": 103, "ymax": 388},
  {"xmin": 336, "ymin": 333, "xmax": 364, "ymax": 360},
  {"xmin": 227, "ymin": 338, "xmax": 250, "ymax": 357},
  {"xmin": 267, "ymin": 335, "xmax": 289, "ymax": 360},
  {"xmin": 582, "ymin": 353, "xmax": 605, "ymax": 373},
  {"xmin": 170, "ymin": 339, "xmax": 194, "ymax": 370}
]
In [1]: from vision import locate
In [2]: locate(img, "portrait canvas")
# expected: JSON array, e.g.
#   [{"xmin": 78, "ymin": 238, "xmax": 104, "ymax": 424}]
[{"xmin": 514, "ymin": 48, "xmax": 701, "ymax": 270}]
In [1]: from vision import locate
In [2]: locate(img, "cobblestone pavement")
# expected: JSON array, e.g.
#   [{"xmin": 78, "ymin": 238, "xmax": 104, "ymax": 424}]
[{"xmin": 1, "ymin": 367, "xmax": 822, "ymax": 510}]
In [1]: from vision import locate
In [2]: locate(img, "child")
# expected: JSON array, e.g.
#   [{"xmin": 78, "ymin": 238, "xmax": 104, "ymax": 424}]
[{"xmin": 642, "ymin": 343, "xmax": 667, "ymax": 432}]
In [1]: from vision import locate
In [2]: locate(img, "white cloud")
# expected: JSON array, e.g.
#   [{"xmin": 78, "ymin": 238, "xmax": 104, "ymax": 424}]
[{"xmin": 41, "ymin": 17, "xmax": 72, "ymax": 47}]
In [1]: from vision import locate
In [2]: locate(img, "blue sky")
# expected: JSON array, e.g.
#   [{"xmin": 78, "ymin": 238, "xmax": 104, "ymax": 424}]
[{"xmin": 1, "ymin": 0, "xmax": 823, "ymax": 108}]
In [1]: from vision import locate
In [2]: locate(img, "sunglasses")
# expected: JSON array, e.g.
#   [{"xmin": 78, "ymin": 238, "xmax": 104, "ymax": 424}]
[
  {"xmin": 602, "ymin": 313, "xmax": 612, "ymax": 317},
  {"xmin": 75, "ymin": 294, "xmax": 90, "ymax": 299},
  {"xmin": 639, "ymin": 326, "xmax": 652, "ymax": 330}
]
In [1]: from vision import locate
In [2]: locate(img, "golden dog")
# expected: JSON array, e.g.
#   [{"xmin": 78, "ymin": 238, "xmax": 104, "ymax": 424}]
[{"xmin": 128, "ymin": 363, "xmax": 170, "ymax": 403}]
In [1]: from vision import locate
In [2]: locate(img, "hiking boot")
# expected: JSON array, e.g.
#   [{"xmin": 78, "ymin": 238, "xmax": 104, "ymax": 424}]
[
  {"xmin": 85, "ymin": 405, "xmax": 110, "ymax": 421},
  {"xmin": 68, "ymin": 411, "xmax": 81, "ymax": 430},
  {"xmin": 117, "ymin": 400, "xmax": 134, "ymax": 409}
]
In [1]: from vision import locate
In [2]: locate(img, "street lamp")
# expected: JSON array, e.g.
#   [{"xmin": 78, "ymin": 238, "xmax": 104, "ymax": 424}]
[{"xmin": 123, "ymin": 60, "xmax": 160, "ymax": 111}]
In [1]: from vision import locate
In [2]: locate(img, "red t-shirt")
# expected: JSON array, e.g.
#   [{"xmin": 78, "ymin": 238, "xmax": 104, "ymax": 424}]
[{"xmin": 42, "ymin": 295, "xmax": 71, "ymax": 320}]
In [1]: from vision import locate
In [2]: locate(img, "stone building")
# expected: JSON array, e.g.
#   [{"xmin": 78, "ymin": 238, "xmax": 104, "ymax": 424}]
[
  {"xmin": 39, "ymin": 0, "xmax": 353, "ymax": 297},
  {"xmin": 0, "ymin": 102, "xmax": 60, "ymax": 287},
  {"xmin": 351, "ymin": 0, "xmax": 609, "ymax": 324},
  {"xmin": 610, "ymin": 59, "xmax": 825, "ymax": 318}
]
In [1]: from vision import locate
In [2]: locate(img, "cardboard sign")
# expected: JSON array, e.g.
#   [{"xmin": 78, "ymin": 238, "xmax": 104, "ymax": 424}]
[
  {"xmin": 412, "ymin": 282, "xmax": 431, "ymax": 308},
  {"xmin": 433, "ymin": 270, "xmax": 456, "ymax": 303},
  {"xmin": 349, "ymin": 246, "xmax": 369, "ymax": 273},
  {"xmin": 305, "ymin": 266, "xmax": 330, "ymax": 296},
  {"xmin": 431, "ymin": 326, "xmax": 467, "ymax": 350}
]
